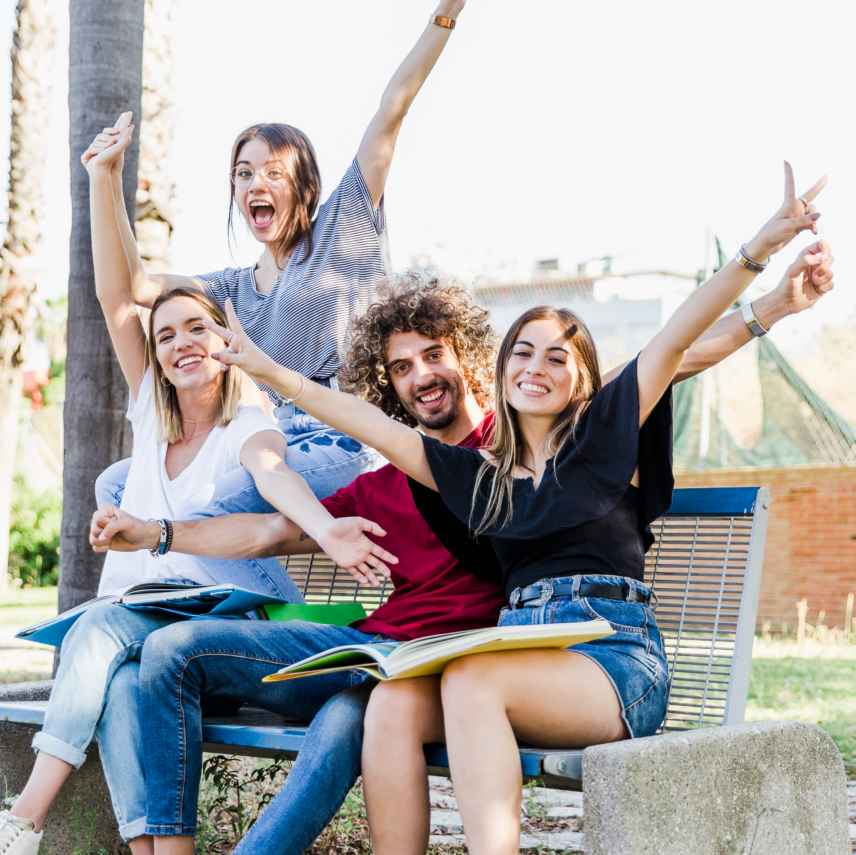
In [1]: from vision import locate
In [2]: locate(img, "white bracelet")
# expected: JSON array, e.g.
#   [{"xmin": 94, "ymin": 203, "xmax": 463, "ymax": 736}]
[
  {"xmin": 283, "ymin": 375, "xmax": 306, "ymax": 405},
  {"xmin": 742, "ymin": 302, "xmax": 769, "ymax": 338}
]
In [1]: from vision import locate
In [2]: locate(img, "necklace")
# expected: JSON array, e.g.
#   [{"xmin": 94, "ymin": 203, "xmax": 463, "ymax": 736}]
[
  {"xmin": 258, "ymin": 253, "xmax": 284, "ymax": 279},
  {"xmin": 182, "ymin": 426, "xmax": 216, "ymax": 443},
  {"xmin": 182, "ymin": 415, "xmax": 217, "ymax": 424}
]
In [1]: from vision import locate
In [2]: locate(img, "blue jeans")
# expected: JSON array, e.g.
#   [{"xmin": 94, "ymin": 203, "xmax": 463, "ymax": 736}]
[
  {"xmin": 501, "ymin": 574, "xmax": 670, "ymax": 738},
  {"xmin": 138, "ymin": 619, "xmax": 391, "ymax": 847},
  {"xmin": 33, "ymin": 603, "xmax": 185, "ymax": 840},
  {"xmin": 95, "ymin": 403, "xmax": 381, "ymax": 600}
]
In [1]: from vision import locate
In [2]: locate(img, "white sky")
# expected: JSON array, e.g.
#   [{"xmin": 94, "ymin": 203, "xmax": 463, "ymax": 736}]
[{"xmin": 0, "ymin": 0, "xmax": 854, "ymax": 353}]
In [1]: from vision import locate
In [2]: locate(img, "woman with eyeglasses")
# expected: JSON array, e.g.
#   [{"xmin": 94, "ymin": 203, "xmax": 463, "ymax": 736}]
[{"xmin": 80, "ymin": 1, "xmax": 466, "ymax": 597}]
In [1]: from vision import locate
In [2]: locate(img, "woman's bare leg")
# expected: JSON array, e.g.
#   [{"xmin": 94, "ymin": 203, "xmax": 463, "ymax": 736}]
[
  {"xmin": 9, "ymin": 753, "xmax": 73, "ymax": 831},
  {"xmin": 129, "ymin": 835, "xmax": 154, "ymax": 855},
  {"xmin": 441, "ymin": 650, "xmax": 627, "ymax": 855},
  {"xmin": 362, "ymin": 676, "xmax": 446, "ymax": 855},
  {"xmin": 153, "ymin": 836, "xmax": 194, "ymax": 855}
]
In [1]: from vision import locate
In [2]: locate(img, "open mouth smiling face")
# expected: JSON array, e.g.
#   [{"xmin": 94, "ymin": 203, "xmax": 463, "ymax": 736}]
[
  {"xmin": 233, "ymin": 137, "xmax": 293, "ymax": 241},
  {"xmin": 154, "ymin": 296, "xmax": 225, "ymax": 389},
  {"xmin": 506, "ymin": 319, "xmax": 578, "ymax": 415}
]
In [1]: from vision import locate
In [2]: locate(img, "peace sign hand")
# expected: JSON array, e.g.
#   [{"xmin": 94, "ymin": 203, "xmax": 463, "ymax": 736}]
[
  {"xmin": 749, "ymin": 162, "xmax": 826, "ymax": 262},
  {"xmin": 204, "ymin": 299, "xmax": 281, "ymax": 385}
]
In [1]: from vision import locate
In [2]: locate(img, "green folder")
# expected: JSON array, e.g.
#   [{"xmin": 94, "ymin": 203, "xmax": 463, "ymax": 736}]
[{"xmin": 259, "ymin": 602, "xmax": 367, "ymax": 626}]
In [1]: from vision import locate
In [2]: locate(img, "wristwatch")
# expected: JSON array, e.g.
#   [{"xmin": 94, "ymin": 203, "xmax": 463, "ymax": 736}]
[{"xmin": 742, "ymin": 302, "xmax": 769, "ymax": 337}]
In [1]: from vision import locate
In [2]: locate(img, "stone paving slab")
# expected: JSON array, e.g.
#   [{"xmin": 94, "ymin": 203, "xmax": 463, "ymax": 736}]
[
  {"xmin": 520, "ymin": 831, "xmax": 584, "ymax": 851},
  {"xmin": 428, "ymin": 777, "xmax": 585, "ymax": 852}
]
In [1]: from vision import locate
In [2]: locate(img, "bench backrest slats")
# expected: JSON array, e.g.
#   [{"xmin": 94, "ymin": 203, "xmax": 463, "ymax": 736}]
[
  {"xmin": 281, "ymin": 486, "xmax": 769, "ymax": 732},
  {"xmin": 647, "ymin": 487, "xmax": 769, "ymax": 731}
]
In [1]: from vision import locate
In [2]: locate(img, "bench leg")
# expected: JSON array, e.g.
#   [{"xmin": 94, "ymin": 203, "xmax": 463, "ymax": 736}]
[
  {"xmin": 581, "ymin": 721, "xmax": 850, "ymax": 855},
  {"xmin": 0, "ymin": 722, "xmax": 124, "ymax": 855}
]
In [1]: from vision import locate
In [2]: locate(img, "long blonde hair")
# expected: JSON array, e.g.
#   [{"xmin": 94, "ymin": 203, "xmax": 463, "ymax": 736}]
[
  {"xmin": 147, "ymin": 288, "xmax": 242, "ymax": 443},
  {"xmin": 471, "ymin": 306, "xmax": 602, "ymax": 535}
]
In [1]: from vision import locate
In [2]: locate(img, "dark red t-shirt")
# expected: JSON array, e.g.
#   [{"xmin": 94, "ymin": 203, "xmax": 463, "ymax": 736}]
[{"xmin": 320, "ymin": 414, "xmax": 504, "ymax": 641}]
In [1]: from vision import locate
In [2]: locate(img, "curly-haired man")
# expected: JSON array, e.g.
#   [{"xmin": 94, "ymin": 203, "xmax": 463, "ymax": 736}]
[{"xmin": 89, "ymin": 268, "xmax": 823, "ymax": 855}]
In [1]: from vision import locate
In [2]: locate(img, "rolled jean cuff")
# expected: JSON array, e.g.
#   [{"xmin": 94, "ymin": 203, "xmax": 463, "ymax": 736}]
[
  {"xmin": 144, "ymin": 823, "xmax": 197, "ymax": 837},
  {"xmin": 32, "ymin": 731, "xmax": 87, "ymax": 769},
  {"xmin": 119, "ymin": 816, "xmax": 148, "ymax": 842}
]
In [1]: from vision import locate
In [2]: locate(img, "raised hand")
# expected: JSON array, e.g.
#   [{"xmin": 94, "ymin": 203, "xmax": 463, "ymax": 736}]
[
  {"xmin": 90, "ymin": 504, "xmax": 157, "ymax": 553},
  {"xmin": 81, "ymin": 112, "xmax": 135, "ymax": 176},
  {"xmin": 205, "ymin": 299, "xmax": 283, "ymax": 383},
  {"xmin": 315, "ymin": 517, "xmax": 399, "ymax": 588},
  {"xmin": 747, "ymin": 162, "xmax": 826, "ymax": 262},
  {"xmin": 770, "ymin": 240, "xmax": 835, "ymax": 317}
]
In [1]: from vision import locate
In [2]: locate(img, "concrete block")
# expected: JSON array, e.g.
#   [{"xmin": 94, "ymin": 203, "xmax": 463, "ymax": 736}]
[
  {"xmin": 0, "ymin": 682, "xmax": 124, "ymax": 855},
  {"xmin": 582, "ymin": 721, "xmax": 850, "ymax": 855},
  {"xmin": 0, "ymin": 680, "xmax": 54, "ymax": 702}
]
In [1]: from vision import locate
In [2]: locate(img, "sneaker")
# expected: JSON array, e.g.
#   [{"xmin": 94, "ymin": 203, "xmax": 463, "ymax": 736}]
[{"xmin": 0, "ymin": 811, "xmax": 42, "ymax": 855}]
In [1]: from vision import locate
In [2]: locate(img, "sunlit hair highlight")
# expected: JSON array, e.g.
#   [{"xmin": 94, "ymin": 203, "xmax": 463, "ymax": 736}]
[
  {"xmin": 471, "ymin": 306, "xmax": 602, "ymax": 535},
  {"xmin": 338, "ymin": 271, "xmax": 496, "ymax": 426},
  {"xmin": 147, "ymin": 287, "xmax": 242, "ymax": 443},
  {"xmin": 228, "ymin": 123, "xmax": 321, "ymax": 267}
]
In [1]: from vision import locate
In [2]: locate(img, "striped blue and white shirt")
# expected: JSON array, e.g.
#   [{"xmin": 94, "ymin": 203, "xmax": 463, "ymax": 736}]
[{"xmin": 197, "ymin": 158, "xmax": 391, "ymax": 406}]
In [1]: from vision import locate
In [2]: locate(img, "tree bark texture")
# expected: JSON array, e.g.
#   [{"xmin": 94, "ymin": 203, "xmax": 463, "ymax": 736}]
[
  {"xmin": 136, "ymin": 0, "xmax": 174, "ymax": 273},
  {"xmin": 61, "ymin": 0, "xmax": 143, "ymax": 615},
  {"xmin": 0, "ymin": 0, "xmax": 56, "ymax": 590}
]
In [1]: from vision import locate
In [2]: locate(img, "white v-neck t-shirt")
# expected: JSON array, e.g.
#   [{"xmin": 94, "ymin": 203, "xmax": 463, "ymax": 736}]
[{"xmin": 97, "ymin": 369, "xmax": 280, "ymax": 597}]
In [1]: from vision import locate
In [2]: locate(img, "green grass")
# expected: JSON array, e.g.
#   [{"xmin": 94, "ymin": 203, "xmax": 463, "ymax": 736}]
[
  {"xmin": 0, "ymin": 585, "xmax": 58, "ymax": 628},
  {"xmin": 747, "ymin": 637, "xmax": 856, "ymax": 779},
  {"xmin": 0, "ymin": 586, "xmax": 58, "ymax": 608}
]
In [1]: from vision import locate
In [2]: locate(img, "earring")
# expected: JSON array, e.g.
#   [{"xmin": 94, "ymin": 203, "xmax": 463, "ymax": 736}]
[{"xmin": 160, "ymin": 375, "xmax": 171, "ymax": 387}]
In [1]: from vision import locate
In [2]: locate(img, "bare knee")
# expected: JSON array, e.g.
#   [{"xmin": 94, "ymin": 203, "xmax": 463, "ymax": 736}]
[
  {"xmin": 441, "ymin": 654, "xmax": 506, "ymax": 720},
  {"xmin": 364, "ymin": 678, "xmax": 439, "ymax": 745}
]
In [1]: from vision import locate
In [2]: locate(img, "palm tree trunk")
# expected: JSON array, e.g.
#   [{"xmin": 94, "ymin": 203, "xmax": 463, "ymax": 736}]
[
  {"xmin": 61, "ymin": 0, "xmax": 143, "ymax": 615},
  {"xmin": 0, "ymin": 0, "xmax": 56, "ymax": 591},
  {"xmin": 136, "ymin": 0, "xmax": 175, "ymax": 273}
]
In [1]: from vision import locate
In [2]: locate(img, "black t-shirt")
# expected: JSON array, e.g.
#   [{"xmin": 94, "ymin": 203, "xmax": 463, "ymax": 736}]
[{"xmin": 411, "ymin": 357, "xmax": 674, "ymax": 599}]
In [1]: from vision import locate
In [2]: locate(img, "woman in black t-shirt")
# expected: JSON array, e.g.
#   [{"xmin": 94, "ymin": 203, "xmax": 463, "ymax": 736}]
[{"xmin": 206, "ymin": 165, "xmax": 832, "ymax": 855}]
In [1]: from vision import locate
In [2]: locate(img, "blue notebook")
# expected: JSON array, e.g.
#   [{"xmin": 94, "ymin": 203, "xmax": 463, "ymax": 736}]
[{"xmin": 15, "ymin": 582, "xmax": 290, "ymax": 648}]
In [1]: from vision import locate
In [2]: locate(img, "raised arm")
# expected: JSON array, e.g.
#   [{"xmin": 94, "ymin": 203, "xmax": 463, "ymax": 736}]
[
  {"xmin": 673, "ymin": 240, "xmax": 834, "ymax": 381},
  {"xmin": 636, "ymin": 163, "xmax": 827, "ymax": 423},
  {"xmin": 204, "ymin": 302, "xmax": 437, "ymax": 490},
  {"xmin": 82, "ymin": 112, "xmax": 203, "ymax": 309},
  {"xmin": 86, "ymin": 125, "xmax": 149, "ymax": 399},
  {"xmin": 602, "ymin": 238, "xmax": 836, "ymax": 386},
  {"xmin": 356, "ymin": 0, "xmax": 465, "ymax": 207}
]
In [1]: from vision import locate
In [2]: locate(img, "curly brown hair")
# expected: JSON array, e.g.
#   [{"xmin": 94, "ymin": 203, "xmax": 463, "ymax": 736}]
[{"xmin": 338, "ymin": 271, "xmax": 497, "ymax": 427}]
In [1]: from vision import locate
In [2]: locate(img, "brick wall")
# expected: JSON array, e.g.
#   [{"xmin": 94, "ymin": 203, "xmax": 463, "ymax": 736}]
[{"xmin": 675, "ymin": 465, "xmax": 856, "ymax": 632}]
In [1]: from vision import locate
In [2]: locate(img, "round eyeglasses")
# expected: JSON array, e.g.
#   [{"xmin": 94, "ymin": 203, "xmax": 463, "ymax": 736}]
[{"xmin": 230, "ymin": 164, "xmax": 286, "ymax": 187}]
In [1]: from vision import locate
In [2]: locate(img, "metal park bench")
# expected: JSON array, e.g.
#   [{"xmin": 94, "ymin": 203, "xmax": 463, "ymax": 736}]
[{"xmin": 0, "ymin": 486, "xmax": 770, "ymax": 792}]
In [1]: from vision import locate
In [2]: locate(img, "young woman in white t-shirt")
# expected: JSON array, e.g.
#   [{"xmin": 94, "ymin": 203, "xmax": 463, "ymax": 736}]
[{"xmin": 1, "ymin": 166, "xmax": 398, "ymax": 855}]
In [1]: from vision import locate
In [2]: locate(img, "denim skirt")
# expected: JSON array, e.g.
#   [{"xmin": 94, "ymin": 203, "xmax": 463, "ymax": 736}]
[{"xmin": 499, "ymin": 573, "xmax": 670, "ymax": 738}]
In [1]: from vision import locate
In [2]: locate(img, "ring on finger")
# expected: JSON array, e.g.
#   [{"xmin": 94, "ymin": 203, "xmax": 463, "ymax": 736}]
[{"xmin": 798, "ymin": 195, "xmax": 809, "ymax": 206}]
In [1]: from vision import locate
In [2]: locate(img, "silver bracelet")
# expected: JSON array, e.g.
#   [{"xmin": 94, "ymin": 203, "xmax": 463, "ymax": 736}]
[
  {"xmin": 734, "ymin": 244, "xmax": 768, "ymax": 274},
  {"xmin": 282, "ymin": 375, "xmax": 306, "ymax": 406},
  {"xmin": 742, "ymin": 302, "xmax": 769, "ymax": 338}
]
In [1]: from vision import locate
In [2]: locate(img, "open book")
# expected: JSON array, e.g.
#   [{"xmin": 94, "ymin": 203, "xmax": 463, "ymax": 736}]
[
  {"xmin": 264, "ymin": 620, "xmax": 614, "ymax": 683},
  {"xmin": 15, "ymin": 582, "xmax": 290, "ymax": 648}
]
